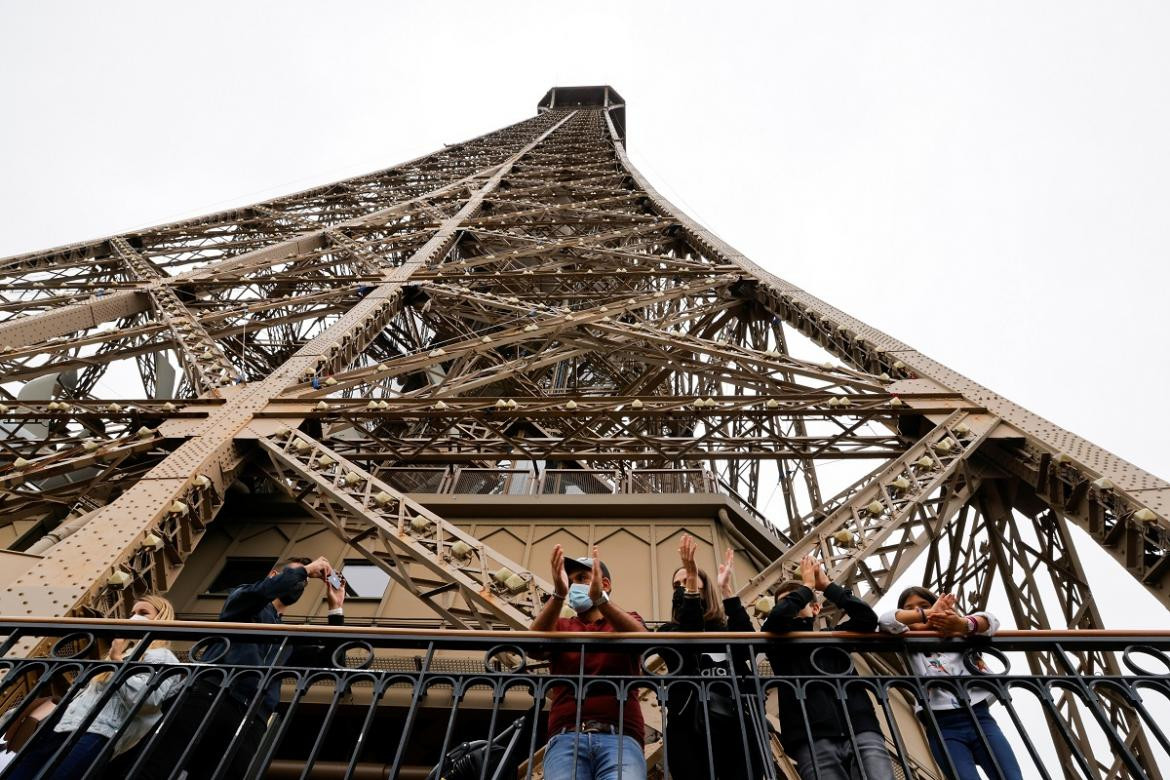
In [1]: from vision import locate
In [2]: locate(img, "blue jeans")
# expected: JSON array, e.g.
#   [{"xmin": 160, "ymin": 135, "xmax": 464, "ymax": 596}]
[
  {"xmin": 5, "ymin": 729, "xmax": 109, "ymax": 780},
  {"xmin": 544, "ymin": 732, "xmax": 646, "ymax": 780},
  {"xmin": 924, "ymin": 703, "xmax": 1023, "ymax": 780},
  {"xmin": 789, "ymin": 730, "xmax": 895, "ymax": 780}
]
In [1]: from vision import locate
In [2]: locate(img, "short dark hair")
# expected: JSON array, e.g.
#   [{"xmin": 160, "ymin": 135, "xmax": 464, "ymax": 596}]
[
  {"xmin": 281, "ymin": 557, "xmax": 313, "ymax": 567},
  {"xmin": 897, "ymin": 586, "xmax": 939, "ymax": 609},
  {"xmin": 775, "ymin": 579, "xmax": 806, "ymax": 597}
]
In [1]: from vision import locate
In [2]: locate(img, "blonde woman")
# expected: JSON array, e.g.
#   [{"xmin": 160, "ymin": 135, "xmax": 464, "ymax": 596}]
[{"xmin": 7, "ymin": 595, "xmax": 181, "ymax": 780}]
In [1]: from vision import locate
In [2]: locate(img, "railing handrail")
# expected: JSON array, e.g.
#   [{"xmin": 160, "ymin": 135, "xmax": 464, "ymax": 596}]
[
  {"xmin": 3, "ymin": 616, "xmax": 1169, "ymax": 642},
  {"xmin": 4, "ymin": 618, "xmax": 1168, "ymax": 779}
]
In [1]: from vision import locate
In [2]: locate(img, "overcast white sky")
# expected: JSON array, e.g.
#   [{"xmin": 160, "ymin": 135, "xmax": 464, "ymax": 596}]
[{"xmin": 2, "ymin": 2, "xmax": 1168, "ymax": 631}]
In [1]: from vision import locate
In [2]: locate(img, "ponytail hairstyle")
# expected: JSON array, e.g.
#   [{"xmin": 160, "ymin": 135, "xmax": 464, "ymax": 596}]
[{"xmin": 93, "ymin": 594, "xmax": 175, "ymax": 684}]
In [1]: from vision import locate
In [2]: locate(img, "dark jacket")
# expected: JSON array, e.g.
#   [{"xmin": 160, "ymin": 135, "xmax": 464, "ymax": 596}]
[
  {"xmin": 658, "ymin": 595, "xmax": 770, "ymax": 780},
  {"xmin": 760, "ymin": 583, "xmax": 881, "ymax": 750},
  {"xmin": 218, "ymin": 566, "xmax": 343, "ymax": 716},
  {"xmin": 657, "ymin": 595, "xmax": 756, "ymax": 677}
]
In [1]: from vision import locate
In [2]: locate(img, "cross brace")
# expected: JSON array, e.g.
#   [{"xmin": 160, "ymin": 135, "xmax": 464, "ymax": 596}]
[{"xmin": 259, "ymin": 429, "xmax": 551, "ymax": 629}]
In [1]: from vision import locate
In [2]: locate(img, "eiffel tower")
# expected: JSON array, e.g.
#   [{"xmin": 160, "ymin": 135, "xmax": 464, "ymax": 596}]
[{"xmin": 0, "ymin": 86, "xmax": 1165, "ymax": 777}]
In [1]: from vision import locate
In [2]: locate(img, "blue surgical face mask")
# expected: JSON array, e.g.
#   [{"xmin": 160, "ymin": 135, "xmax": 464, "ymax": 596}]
[{"xmin": 567, "ymin": 583, "xmax": 594, "ymax": 613}]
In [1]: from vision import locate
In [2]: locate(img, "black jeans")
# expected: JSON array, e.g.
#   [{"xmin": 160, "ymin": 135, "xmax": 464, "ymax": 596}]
[
  {"xmin": 663, "ymin": 693, "xmax": 769, "ymax": 779},
  {"xmin": 130, "ymin": 680, "xmax": 268, "ymax": 780}
]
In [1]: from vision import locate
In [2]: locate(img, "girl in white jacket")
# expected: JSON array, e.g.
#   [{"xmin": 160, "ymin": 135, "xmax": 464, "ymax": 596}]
[
  {"xmin": 6, "ymin": 595, "xmax": 181, "ymax": 780},
  {"xmin": 879, "ymin": 587, "xmax": 1023, "ymax": 780}
]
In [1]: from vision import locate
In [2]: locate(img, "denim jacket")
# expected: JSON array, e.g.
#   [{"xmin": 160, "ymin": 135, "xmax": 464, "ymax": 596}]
[{"xmin": 53, "ymin": 647, "xmax": 180, "ymax": 755}]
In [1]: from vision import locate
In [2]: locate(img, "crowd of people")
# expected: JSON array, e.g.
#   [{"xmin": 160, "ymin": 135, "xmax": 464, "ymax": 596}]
[
  {"xmin": 0, "ymin": 556, "xmax": 345, "ymax": 780},
  {"xmin": 0, "ymin": 545, "xmax": 1022, "ymax": 780},
  {"xmin": 533, "ymin": 538, "xmax": 1023, "ymax": 780}
]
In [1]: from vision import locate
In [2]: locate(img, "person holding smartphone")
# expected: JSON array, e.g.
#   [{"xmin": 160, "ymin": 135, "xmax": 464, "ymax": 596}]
[{"xmin": 134, "ymin": 556, "xmax": 345, "ymax": 779}]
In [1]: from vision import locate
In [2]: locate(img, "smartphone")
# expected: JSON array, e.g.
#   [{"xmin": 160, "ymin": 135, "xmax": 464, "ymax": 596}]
[{"xmin": 327, "ymin": 572, "xmax": 342, "ymax": 590}]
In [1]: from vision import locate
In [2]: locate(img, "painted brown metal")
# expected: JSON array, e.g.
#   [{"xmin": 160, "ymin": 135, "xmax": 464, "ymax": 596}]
[
  {"xmin": 0, "ymin": 108, "xmax": 573, "ymax": 618},
  {"xmin": 609, "ymin": 112, "xmax": 1170, "ymax": 598},
  {"xmin": 0, "ymin": 86, "xmax": 1164, "ymax": 690}
]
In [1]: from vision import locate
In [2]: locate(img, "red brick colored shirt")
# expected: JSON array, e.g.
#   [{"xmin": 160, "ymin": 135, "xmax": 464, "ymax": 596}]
[{"xmin": 546, "ymin": 612, "xmax": 646, "ymax": 745}]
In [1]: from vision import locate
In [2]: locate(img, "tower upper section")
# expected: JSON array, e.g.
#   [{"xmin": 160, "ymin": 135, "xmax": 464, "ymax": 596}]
[{"xmin": 538, "ymin": 85, "xmax": 625, "ymax": 142}]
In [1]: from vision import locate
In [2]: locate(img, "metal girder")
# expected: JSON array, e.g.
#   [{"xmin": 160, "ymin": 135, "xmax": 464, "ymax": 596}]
[
  {"xmin": 0, "ymin": 120, "xmax": 542, "ymax": 351},
  {"xmin": 283, "ymin": 274, "xmax": 743, "ymax": 398},
  {"xmin": 317, "ymin": 433, "xmax": 905, "ymax": 463},
  {"xmin": 109, "ymin": 238, "xmax": 239, "ymax": 393},
  {"xmin": 921, "ymin": 502, "xmax": 998, "ymax": 611},
  {"xmin": 977, "ymin": 480, "xmax": 1163, "ymax": 780},
  {"xmin": 262, "ymin": 393, "xmax": 969, "ymax": 419},
  {"xmin": 605, "ymin": 108, "xmax": 1170, "ymax": 613},
  {"xmin": 737, "ymin": 411, "xmax": 995, "ymax": 605},
  {"xmin": 258, "ymin": 429, "xmax": 552, "ymax": 629},
  {"xmin": 0, "ymin": 109, "xmax": 576, "ymax": 619},
  {"xmin": 987, "ymin": 441, "xmax": 1170, "ymax": 607}
]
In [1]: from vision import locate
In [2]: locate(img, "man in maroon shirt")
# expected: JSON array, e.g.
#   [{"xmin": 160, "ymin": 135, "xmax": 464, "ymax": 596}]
[{"xmin": 531, "ymin": 544, "xmax": 647, "ymax": 779}]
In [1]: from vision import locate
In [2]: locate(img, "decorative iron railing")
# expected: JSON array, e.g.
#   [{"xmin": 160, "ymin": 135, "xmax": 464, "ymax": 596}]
[
  {"xmin": 0, "ymin": 620, "xmax": 1167, "ymax": 779},
  {"xmin": 365, "ymin": 466, "xmax": 720, "ymax": 498}
]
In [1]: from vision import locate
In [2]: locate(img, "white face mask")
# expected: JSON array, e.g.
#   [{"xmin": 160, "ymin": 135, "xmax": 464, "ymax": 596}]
[{"xmin": 128, "ymin": 613, "xmax": 150, "ymax": 621}]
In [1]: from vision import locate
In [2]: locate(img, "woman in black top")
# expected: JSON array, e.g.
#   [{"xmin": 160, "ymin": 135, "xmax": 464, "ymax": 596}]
[{"xmin": 657, "ymin": 534, "xmax": 768, "ymax": 779}]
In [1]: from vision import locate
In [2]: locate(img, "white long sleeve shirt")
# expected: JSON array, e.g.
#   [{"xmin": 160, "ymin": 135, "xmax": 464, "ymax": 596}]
[{"xmin": 878, "ymin": 609, "xmax": 1000, "ymax": 711}]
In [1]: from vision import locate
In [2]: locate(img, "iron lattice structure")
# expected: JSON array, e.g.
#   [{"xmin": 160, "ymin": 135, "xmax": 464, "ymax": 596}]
[{"xmin": 0, "ymin": 86, "xmax": 1167, "ymax": 776}]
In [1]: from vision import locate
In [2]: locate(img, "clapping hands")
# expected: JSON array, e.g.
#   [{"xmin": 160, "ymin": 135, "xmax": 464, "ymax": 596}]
[
  {"xmin": 678, "ymin": 534, "xmax": 701, "ymax": 592},
  {"xmin": 587, "ymin": 546, "xmax": 605, "ymax": 605},
  {"xmin": 550, "ymin": 544, "xmax": 570, "ymax": 598},
  {"xmin": 925, "ymin": 593, "xmax": 970, "ymax": 636},
  {"xmin": 799, "ymin": 555, "xmax": 832, "ymax": 591},
  {"xmin": 716, "ymin": 547, "xmax": 735, "ymax": 598}
]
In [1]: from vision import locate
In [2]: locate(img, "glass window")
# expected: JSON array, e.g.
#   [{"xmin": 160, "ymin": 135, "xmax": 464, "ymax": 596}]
[{"xmin": 342, "ymin": 560, "xmax": 391, "ymax": 599}]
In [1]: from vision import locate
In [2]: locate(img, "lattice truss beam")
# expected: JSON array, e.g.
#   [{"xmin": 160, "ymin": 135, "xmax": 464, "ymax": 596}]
[
  {"xmin": 3, "ymin": 87, "xmax": 1167, "ymax": 778},
  {"xmin": 258, "ymin": 429, "xmax": 551, "ymax": 629},
  {"xmin": 0, "ymin": 91, "xmax": 1166, "ymax": 654}
]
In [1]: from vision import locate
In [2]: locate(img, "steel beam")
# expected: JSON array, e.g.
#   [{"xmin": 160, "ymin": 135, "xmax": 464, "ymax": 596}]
[
  {"xmin": 0, "ymin": 111, "xmax": 577, "ymax": 618},
  {"xmin": 737, "ymin": 410, "xmax": 995, "ymax": 605},
  {"xmin": 978, "ymin": 480, "xmax": 1163, "ymax": 779},
  {"xmin": 259, "ymin": 430, "xmax": 551, "ymax": 628},
  {"xmin": 605, "ymin": 109, "xmax": 1170, "ymax": 611}
]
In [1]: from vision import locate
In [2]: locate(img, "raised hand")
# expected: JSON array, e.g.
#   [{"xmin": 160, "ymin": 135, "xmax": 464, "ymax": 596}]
[
  {"xmin": 716, "ymin": 547, "xmax": 735, "ymax": 598},
  {"xmin": 800, "ymin": 555, "xmax": 818, "ymax": 589},
  {"xmin": 929, "ymin": 593, "xmax": 957, "ymax": 616},
  {"xmin": 927, "ymin": 610, "xmax": 969, "ymax": 636},
  {"xmin": 588, "ymin": 545, "xmax": 605, "ymax": 605},
  {"xmin": 550, "ymin": 544, "xmax": 569, "ymax": 597},
  {"xmin": 813, "ymin": 561, "xmax": 832, "ymax": 591},
  {"xmin": 926, "ymin": 595, "xmax": 967, "ymax": 635},
  {"xmin": 326, "ymin": 574, "xmax": 346, "ymax": 610},
  {"xmin": 304, "ymin": 556, "xmax": 334, "ymax": 580},
  {"xmin": 678, "ymin": 534, "xmax": 701, "ymax": 592}
]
